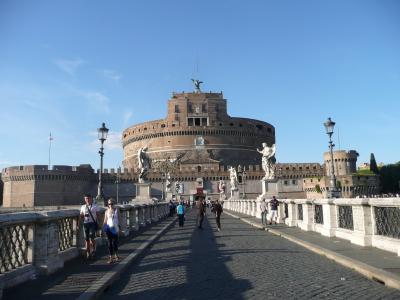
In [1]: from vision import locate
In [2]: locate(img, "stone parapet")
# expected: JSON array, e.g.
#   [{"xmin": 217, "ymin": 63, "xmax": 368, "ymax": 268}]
[
  {"xmin": 223, "ymin": 197, "xmax": 400, "ymax": 257},
  {"xmin": 0, "ymin": 202, "xmax": 169, "ymax": 297}
]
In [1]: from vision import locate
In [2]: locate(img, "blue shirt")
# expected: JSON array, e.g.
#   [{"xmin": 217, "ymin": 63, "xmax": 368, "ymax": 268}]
[{"xmin": 177, "ymin": 204, "xmax": 184, "ymax": 215}]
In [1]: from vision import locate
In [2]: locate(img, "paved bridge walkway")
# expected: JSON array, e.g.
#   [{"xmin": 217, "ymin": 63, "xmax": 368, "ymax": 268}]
[{"xmin": 4, "ymin": 208, "xmax": 400, "ymax": 299}]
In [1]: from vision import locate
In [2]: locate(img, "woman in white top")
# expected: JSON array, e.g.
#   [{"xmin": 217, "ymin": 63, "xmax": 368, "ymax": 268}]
[{"xmin": 103, "ymin": 198, "xmax": 121, "ymax": 264}]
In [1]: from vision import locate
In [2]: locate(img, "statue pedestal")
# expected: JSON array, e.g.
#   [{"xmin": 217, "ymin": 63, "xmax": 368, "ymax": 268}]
[
  {"xmin": 166, "ymin": 191, "xmax": 173, "ymax": 201},
  {"xmin": 229, "ymin": 189, "xmax": 240, "ymax": 200},
  {"xmin": 133, "ymin": 182, "xmax": 152, "ymax": 203},
  {"xmin": 260, "ymin": 179, "xmax": 278, "ymax": 199}
]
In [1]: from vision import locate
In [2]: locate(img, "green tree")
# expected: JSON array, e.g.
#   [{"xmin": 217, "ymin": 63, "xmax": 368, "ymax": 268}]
[
  {"xmin": 370, "ymin": 153, "xmax": 379, "ymax": 174},
  {"xmin": 379, "ymin": 162, "xmax": 400, "ymax": 194}
]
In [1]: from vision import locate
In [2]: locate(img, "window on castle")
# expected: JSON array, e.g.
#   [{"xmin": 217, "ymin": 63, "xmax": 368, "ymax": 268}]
[
  {"xmin": 195, "ymin": 118, "xmax": 201, "ymax": 126},
  {"xmin": 201, "ymin": 118, "xmax": 208, "ymax": 126},
  {"xmin": 202, "ymin": 104, "xmax": 207, "ymax": 112},
  {"xmin": 188, "ymin": 103, "xmax": 193, "ymax": 113},
  {"xmin": 267, "ymin": 127, "xmax": 272, "ymax": 132},
  {"xmin": 175, "ymin": 105, "xmax": 179, "ymax": 113},
  {"xmin": 256, "ymin": 124, "xmax": 263, "ymax": 130},
  {"xmin": 188, "ymin": 118, "xmax": 194, "ymax": 126}
]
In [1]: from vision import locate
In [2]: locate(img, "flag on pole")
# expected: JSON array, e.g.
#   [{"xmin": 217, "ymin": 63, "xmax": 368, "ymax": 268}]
[{"xmin": 49, "ymin": 132, "xmax": 54, "ymax": 141}]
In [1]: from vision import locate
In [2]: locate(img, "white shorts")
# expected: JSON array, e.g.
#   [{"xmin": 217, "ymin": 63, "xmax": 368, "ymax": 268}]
[{"xmin": 269, "ymin": 210, "xmax": 278, "ymax": 221}]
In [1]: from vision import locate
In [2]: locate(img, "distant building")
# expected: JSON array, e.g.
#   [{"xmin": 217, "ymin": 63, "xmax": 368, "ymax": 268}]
[{"xmin": 304, "ymin": 150, "xmax": 380, "ymax": 199}]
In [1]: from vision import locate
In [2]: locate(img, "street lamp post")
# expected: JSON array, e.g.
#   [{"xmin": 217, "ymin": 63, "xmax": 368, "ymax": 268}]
[
  {"xmin": 97, "ymin": 122, "xmax": 109, "ymax": 205},
  {"xmin": 161, "ymin": 172, "xmax": 165, "ymax": 200},
  {"xmin": 242, "ymin": 166, "xmax": 247, "ymax": 199},
  {"xmin": 115, "ymin": 167, "xmax": 120, "ymax": 204},
  {"xmin": 324, "ymin": 117, "xmax": 341, "ymax": 198}
]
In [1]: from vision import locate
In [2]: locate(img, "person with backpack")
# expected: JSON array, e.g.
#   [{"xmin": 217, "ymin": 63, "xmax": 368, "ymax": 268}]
[{"xmin": 176, "ymin": 201, "xmax": 185, "ymax": 227}]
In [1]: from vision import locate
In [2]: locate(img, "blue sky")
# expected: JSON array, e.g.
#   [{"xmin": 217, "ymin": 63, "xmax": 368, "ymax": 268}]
[{"xmin": 0, "ymin": 0, "xmax": 399, "ymax": 170}]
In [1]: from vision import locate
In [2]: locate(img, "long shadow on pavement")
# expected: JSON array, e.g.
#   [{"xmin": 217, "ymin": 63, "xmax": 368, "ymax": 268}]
[{"xmin": 101, "ymin": 210, "xmax": 252, "ymax": 300}]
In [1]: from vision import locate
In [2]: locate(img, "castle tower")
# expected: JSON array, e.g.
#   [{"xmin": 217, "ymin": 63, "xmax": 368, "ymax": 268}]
[
  {"xmin": 122, "ymin": 83, "xmax": 275, "ymax": 171},
  {"xmin": 323, "ymin": 150, "xmax": 359, "ymax": 177}
]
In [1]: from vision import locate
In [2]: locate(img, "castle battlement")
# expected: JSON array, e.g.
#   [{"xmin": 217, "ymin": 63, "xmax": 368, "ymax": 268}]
[{"xmin": 2, "ymin": 164, "xmax": 95, "ymax": 182}]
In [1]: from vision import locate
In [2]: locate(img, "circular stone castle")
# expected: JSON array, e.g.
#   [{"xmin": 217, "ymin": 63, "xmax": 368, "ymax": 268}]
[{"xmin": 122, "ymin": 82, "xmax": 275, "ymax": 171}]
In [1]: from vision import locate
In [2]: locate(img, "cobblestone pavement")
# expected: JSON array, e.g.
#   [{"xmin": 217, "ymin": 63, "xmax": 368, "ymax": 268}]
[{"xmin": 102, "ymin": 209, "xmax": 400, "ymax": 300}]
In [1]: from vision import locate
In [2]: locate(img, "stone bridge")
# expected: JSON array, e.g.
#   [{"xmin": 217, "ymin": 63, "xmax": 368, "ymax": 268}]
[{"xmin": 1, "ymin": 198, "xmax": 400, "ymax": 299}]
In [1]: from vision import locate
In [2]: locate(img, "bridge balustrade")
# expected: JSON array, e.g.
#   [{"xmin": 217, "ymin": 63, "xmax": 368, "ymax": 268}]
[
  {"xmin": 223, "ymin": 197, "xmax": 400, "ymax": 257},
  {"xmin": 0, "ymin": 202, "xmax": 169, "ymax": 293}
]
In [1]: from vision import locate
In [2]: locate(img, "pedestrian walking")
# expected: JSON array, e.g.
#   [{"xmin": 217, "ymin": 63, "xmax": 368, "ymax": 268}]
[
  {"xmin": 213, "ymin": 199, "xmax": 223, "ymax": 231},
  {"xmin": 269, "ymin": 196, "xmax": 279, "ymax": 225},
  {"xmin": 103, "ymin": 198, "xmax": 121, "ymax": 264},
  {"xmin": 168, "ymin": 200, "xmax": 175, "ymax": 217},
  {"xmin": 197, "ymin": 197, "xmax": 206, "ymax": 229},
  {"xmin": 260, "ymin": 199, "xmax": 268, "ymax": 226},
  {"xmin": 79, "ymin": 194, "xmax": 100, "ymax": 259},
  {"xmin": 176, "ymin": 201, "xmax": 185, "ymax": 227}
]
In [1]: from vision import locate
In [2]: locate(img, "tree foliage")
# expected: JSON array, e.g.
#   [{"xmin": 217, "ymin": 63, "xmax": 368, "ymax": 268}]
[
  {"xmin": 379, "ymin": 161, "xmax": 400, "ymax": 193},
  {"xmin": 370, "ymin": 153, "xmax": 379, "ymax": 174}
]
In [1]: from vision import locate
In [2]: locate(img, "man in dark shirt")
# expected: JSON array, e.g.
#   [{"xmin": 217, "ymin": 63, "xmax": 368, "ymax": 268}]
[
  {"xmin": 269, "ymin": 196, "xmax": 279, "ymax": 225},
  {"xmin": 213, "ymin": 199, "xmax": 223, "ymax": 231},
  {"xmin": 197, "ymin": 198, "xmax": 206, "ymax": 229}
]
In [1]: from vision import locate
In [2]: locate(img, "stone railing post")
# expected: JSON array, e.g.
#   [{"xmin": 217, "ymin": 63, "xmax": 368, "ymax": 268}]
[
  {"xmin": 350, "ymin": 199, "xmax": 373, "ymax": 246},
  {"xmin": 33, "ymin": 216, "xmax": 63, "ymax": 274},
  {"xmin": 151, "ymin": 204, "xmax": 158, "ymax": 222},
  {"xmin": 277, "ymin": 201, "xmax": 286, "ymax": 223},
  {"xmin": 119, "ymin": 206, "xmax": 129, "ymax": 237},
  {"xmin": 285, "ymin": 200, "xmax": 297, "ymax": 227},
  {"xmin": 255, "ymin": 197, "xmax": 263, "ymax": 219},
  {"xmin": 144, "ymin": 204, "xmax": 151, "ymax": 224},
  {"xmin": 138, "ymin": 206, "xmax": 145, "ymax": 227},
  {"xmin": 251, "ymin": 200, "xmax": 257, "ymax": 217},
  {"xmin": 321, "ymin": 199, "xmax": 336, "ymax": 237},
  {"xmin": 299, "ymin": 200, "xmax": 314, "ymax": 231},
  {"xmin": 132, "ymin": 206, "xmax": 140, "ymax": 231}
]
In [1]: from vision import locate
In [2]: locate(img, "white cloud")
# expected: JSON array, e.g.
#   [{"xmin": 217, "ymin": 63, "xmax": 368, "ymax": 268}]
[
  {"xmin": 54, "ymin": 58, "xmax": 85, "ymax": 75},
  {"xmin": 103, "ymin": 69, "xmax": 122, "ymax": 82},
  {"xmin": 88, "ymin": 131, "xmax": 121, "ymax": 151},
  {"xmin": 81, "ymin": 91, "xmax": 110, "ymax": 113},
  {"xmin": 123, "ymin": 111, "xmax": 133, "ymax": 125}
]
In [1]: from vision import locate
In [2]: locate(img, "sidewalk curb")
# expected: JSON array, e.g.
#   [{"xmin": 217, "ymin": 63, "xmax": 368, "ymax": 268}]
[
  {"xmin": 76, "ymin": 217, "xmax": 177, "ymax": 300},
  {"xmin": 225, "ymin": 211, "xmax": 400, "ymax": 290}
]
